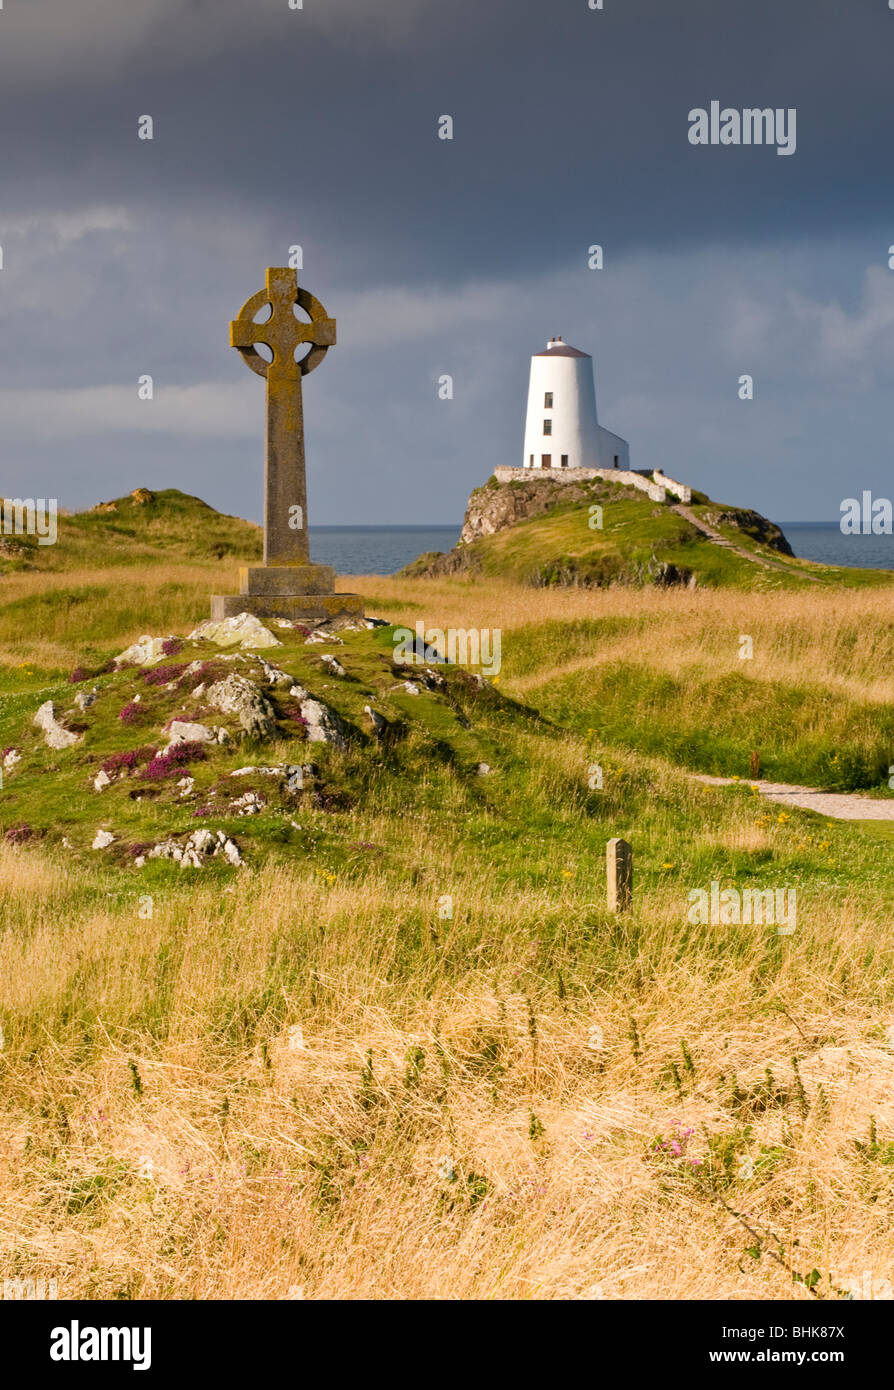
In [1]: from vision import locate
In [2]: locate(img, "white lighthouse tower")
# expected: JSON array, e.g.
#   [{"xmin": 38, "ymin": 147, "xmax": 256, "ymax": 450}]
[{"xmin": 522, "ymin": 336, "xmax": 629, "ymax": 472}]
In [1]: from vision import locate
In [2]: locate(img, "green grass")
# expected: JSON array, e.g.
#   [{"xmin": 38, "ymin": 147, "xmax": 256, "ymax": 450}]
[
  {"xmin": 521, "ymin": 660, "xmax": 894, "ymax": 791},
  {"xmin": 0, "ymin": 488, "xmax": 261, "ymax": 575},
  {"xmin": 408, "ymin": 480, "xmax": 894, "ymax": 592},
  {"xmin": 850, "ymin": 820, "xmax": 894, "ymax": 842}
]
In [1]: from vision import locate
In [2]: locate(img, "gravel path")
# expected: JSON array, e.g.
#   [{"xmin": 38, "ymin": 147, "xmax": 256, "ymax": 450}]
[{"xmin": 692, "ymin": 774, "xmax": 894, "ymax": 821}]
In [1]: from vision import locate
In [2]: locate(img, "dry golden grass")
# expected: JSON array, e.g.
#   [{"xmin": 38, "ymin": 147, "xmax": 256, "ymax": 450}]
[
  {"xmin": 2, "ymin": 805, "xmax": 892, "ymax": 1301},
  {"xmin": 0, "ymin": 564, "xmax": 228, "ymax": 673},
  {"xmin": 358, "ymin": 576, "xmax": 894, "ymax": 703}
]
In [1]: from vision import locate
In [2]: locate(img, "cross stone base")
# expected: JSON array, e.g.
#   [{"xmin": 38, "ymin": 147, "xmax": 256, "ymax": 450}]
[{"xmin": 210, "ymin": 563, "xmax": 364, "ymax": 625}]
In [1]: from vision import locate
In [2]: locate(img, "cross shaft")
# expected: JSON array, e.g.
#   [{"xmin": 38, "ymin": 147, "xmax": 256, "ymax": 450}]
[{"xmin": 230, "ymin": 267, "xmax": 336, "ymax": 565}]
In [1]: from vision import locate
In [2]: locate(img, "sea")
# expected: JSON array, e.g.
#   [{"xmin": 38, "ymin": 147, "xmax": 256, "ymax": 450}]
[
  {"xmin": 309, "ymin": 525, "xmax": 460, "ymax": 575},
  {"xmin": 778, "ymin": 523, "xmax": 894, "ymax": 571},
  {"xmin": 307, "ymin": 523, "xmax": 894, "ymax": 576}
]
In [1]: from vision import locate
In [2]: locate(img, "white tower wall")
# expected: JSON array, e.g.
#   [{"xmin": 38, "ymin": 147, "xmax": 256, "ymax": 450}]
[{"xmin": 521, "ymin": 338, "xmax": 629, "ymax": 472}]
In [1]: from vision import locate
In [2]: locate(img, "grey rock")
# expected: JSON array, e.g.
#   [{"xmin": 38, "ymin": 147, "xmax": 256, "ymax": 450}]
[
  {"xmin": 148, "ymin": 838, "xmax": 181, "ymax": 862},
  {"xmin": 181, "ymin": 829, "xmax": 218, "ymax": 868},
  {"xmin": 230, "ymin": 763, "xmax": 308, "ymax": 793},
  {"xmin": 34, "ymin": 701, "xmax": 80, "ymax": 750},
  {"xmin": 189, "ymin": 613, "xmax": 281, "ymax": 650},
  {"xmin": 166, "ymin": 720, "xmax": 216, "ymax": 747},
  {"xmin": 114, "ymin": 634, "xmax": 178, "ymax": 667},
  {"xmin": 148, "ymin": 830, "xmax": 242, "ymax": 869},
  {"xmin": 205, "ymin": 674, "xmax": 276, "ymax": 739},
  {"xmin": 301, "ymin": 697, "xmax": 347, "ymax": 750},
  {"xmin": 221, "ymin": 836, "xmax": 243, "ymax": 866},
  {"xmin": 258, "ymin": 657, "xmax": 292, "ymax": 687}
]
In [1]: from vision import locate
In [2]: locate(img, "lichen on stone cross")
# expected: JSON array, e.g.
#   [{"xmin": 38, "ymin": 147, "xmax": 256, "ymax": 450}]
[{"xmin": 229, "ymin": 266, "xmax": 336, "ymax": 566}]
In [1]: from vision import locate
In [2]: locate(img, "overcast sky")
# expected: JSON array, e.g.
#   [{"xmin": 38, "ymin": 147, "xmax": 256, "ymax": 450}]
[{"xmin": 2, "ymin": 0, "xmax": 893, "ymax": 525}]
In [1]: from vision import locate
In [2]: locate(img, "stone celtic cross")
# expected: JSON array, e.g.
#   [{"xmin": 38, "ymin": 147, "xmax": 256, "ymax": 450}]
[
  {"xmin": 211, "ymin": 266, "xmax": 362, "ymax": 624},
  {"xmin": 230, "ymin": 266, "xmax": 336, "ymax": 566}
]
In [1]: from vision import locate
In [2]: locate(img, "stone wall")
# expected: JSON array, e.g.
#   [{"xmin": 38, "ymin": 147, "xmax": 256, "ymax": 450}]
[
  {"xmin": 494, "ymin": 465, "xmax": 666, "ymax": 502},
  {"xmin": 493, "ymin": 465, "xmax": 693, "ymax": 505},
  {"xmin": 652, "ymin": 470, "xmax": 692, "ymax": 504}
]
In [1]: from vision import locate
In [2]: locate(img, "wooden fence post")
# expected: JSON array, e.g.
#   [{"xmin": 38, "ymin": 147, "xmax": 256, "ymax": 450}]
[{"xmin": 607, "ymin": 838, "xmax": 633, "ymax": 912}]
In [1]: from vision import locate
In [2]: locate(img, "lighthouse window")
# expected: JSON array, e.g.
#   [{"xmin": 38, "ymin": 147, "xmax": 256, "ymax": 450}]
[
  {"xmin": 543, "ymin": 420, "xmax": 552, "ymax": 436},
  {"xmin": 544, "ymin": 392, "xmax": 553, "ymax": 408},
  {"xmin": 561, "ymin": 455, "xmax": 568, "ymax": 466}
]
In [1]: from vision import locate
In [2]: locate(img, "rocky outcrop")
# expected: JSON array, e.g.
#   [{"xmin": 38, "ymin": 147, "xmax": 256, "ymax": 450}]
[
  {"xmin": 205, "ymin": 674, "xmax": 276, "ymax": 739},
  {"xmin": 189, "ymin": 613, "xmax": 282, "ymax": 650},
  {"xmin": 230, "ymin": 764, "xmax": 310, "ymax": 793},
  {"xmin": 115, "ymin": 634, "xmax": 179, "ymax": 666},
  {"xmin": 300, "ymin": 697, "xmax": 348, "ymax": 750},
  {"xmin": 92, "ymin": 487, "xmax": 155, "ymax": 513},
  {"xmin": 166, "ymin": 720, "xmax": 217, "ymax": 747},
  {"xmin": 459, "ymin": 475, "xmax": 623, "ymax": 545},
  {"xmin": 702, "ymin": 508, "xmax": 794, "ymax": 557},
  {"xmin": 147, "ymin": 829, "xmax": 242, "ymax": 868},
  {"xmin": 257, "ymin": 657, "xmax": 292, "ymax": 686},
  {"xmin": 34, "ymin": 701, "xmax": 80, "ymax": 749}
]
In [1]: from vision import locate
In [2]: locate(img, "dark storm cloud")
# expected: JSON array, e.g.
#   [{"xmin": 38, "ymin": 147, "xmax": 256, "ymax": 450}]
[
  {"xmin": 1, "ymin": 0, "xmax": 893, "ymax": 527},
  {"xmin": 2, "ymin": 0, "xmax": 893, "ymax": 280}
]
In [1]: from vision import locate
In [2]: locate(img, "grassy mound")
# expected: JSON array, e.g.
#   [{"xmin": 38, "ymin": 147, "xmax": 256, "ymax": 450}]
[
  {"xmin": 0, "ymin": 488, "xmax": 260, "ymax": 575},
  {"xmin": 404, "ymin": 476, "xmax": 893, "ymax": 592},
  {"xmin": 0, "ymin": 622, "xmax": 535, "ymax": 879}
]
